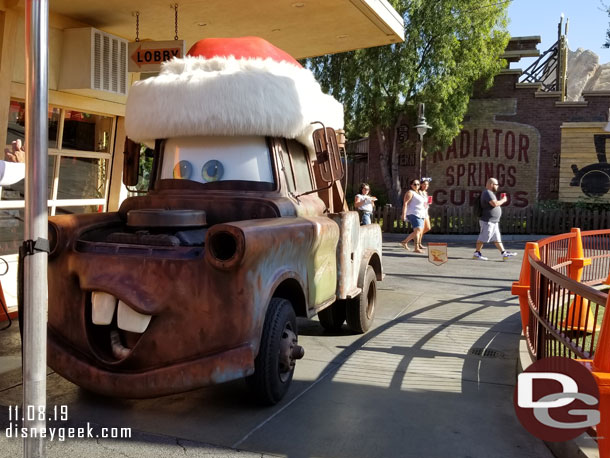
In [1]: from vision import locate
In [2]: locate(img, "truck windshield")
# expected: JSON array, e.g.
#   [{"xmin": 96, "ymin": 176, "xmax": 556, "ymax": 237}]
[{"xmin": 160, "ymin": 136, "xmax": 274, "ymax": 186}]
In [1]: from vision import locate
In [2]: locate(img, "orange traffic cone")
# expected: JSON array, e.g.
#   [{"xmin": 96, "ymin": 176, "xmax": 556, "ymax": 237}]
[
  {"xmin": 511, "ymin": 241, "xmax": 540, "ymax": 334},
  {"xmin": 562, "ymin": 228, "xmax": 595, "ymax": 333},
  {"xmin": 560, "ymin": 296, "xmax": 600, "ymax": 333}
]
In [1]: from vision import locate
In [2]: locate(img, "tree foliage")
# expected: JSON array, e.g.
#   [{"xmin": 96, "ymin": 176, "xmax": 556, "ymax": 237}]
[
  {"xmin": 307, "ymin": 0, "xmax": 509, "ymax": 147},
  {"xmin": 304, "ymin": 0, "xmax": 509, "ymax": 205},
  {"xmin": 605, "ymin": 2, "xmax": 610, "ymax": 49}
]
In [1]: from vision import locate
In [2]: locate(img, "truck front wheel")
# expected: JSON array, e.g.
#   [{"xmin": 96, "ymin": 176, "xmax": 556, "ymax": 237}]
[
  {"xmin": 346, "ymin": 265, "xmax": 376, "ymax": 333},
  {"xmin": 247, "ymin": 297, "xmax": 303, "ymax": 405}
]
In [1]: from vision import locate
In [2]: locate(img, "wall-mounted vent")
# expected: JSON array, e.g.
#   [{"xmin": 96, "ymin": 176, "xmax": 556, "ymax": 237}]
[{"xmin": 59, "ymin": 28, "xmax": 128, "ymax": 96}]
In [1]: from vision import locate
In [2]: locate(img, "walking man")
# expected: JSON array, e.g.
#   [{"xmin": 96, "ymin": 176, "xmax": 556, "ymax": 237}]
[{"xmin": 473, "ymin": 177, "xmax": 517, "ymax": 261}]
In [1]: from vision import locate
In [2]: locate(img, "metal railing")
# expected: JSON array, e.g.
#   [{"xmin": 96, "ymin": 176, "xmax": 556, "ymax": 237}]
[
  {"xmin": 519, "ymin": 40, "xmax": 559, "ymax": 92},
  {"xmin": 526, "ymin": 254, "xmax": 606, "ymax": 360},
  {"xmin": 517, "ymin": 229, "xmax": 610, "ymax": 360},
  {"xmin": 582, "ymin": 230, "xmax": 610, "ymax": 285},
  {"xmin": 512, "ymin": 228, "xmax": 610, "ymax": 457}
]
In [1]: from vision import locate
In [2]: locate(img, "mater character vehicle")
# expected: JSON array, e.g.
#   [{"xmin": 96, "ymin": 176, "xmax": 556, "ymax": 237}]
[{"xmin": 43, "ymin": 37, "xmax": 383, "ymax": 405}]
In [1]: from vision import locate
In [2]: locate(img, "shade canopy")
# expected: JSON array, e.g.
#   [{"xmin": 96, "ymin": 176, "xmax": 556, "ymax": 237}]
[{"xmin": 47, "ymin": 0, "xmax": 404, "ymax": 59}]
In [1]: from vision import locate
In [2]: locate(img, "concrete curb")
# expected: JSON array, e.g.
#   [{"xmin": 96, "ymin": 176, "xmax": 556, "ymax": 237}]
[{"xmin": 517, "ymin": 336, "xmax": 600, "ymax": 458}]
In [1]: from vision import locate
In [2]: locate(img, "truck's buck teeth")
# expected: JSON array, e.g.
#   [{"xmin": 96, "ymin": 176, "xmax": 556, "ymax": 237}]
[
  {"xmin": 117, "ymin": 300, "xmax": 152, "ymax": 333},
  {"xmin": 91, "ymin": 292, "xmax": 117, "ymax": 325}
]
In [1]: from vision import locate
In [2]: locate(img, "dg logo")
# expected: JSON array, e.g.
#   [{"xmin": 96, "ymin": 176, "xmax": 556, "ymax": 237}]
[{"xmin": 514, "ymin": 356, "xmax": 600, "ymax": 441}]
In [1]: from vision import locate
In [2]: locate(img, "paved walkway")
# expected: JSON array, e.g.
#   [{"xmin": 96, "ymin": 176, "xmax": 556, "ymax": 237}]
[{"xmin": 0, "ymin": 235, "xmax": 553, "ymax": 457}]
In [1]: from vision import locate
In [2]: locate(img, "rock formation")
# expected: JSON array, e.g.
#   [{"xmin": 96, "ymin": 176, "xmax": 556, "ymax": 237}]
[{"xmin": 567, "ymin": 48, "xmax": 610, "ymax": 100}]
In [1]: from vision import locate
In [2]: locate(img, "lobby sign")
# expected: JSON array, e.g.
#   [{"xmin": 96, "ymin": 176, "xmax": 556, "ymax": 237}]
[{"xmin": 128, "ymin": 40, "xmax": 185, "ymax": 73}]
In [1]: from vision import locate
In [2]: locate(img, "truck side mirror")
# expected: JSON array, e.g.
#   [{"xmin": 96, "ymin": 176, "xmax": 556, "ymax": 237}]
[
  {"xmin": 123, "ymin": 137, "xmax": 141, "ymax": 187},
  {"xmin": 312, "ymin": 127, "xmax": 344, "ymax": 182}
]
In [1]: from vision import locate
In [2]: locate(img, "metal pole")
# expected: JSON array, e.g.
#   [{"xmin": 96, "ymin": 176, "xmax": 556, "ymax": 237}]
[
  {"xmin": 24, "ymin": 1, "xmax": 49, "ymax": 457},
  {"xmin": 417, "ymin": 139, "xmax": 422, "ymax": 180}
]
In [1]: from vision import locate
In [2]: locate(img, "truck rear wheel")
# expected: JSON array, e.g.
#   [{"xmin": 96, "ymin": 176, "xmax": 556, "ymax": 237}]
[
  {"xmin": 346, "ymin": 265, "xmax": 376, "ymax": 333},
  {"xmin": 317, "ymin": 301, "xmax": 346, "ymax": 332},
  {"xmin": 247, "ymin": 297, "xmax": 303, "ymax": 405}
]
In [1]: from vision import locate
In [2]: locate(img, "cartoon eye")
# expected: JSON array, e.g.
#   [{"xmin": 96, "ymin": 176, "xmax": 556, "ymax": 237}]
[
  {"xmin": 202, "ymin": 160, "xmax": 224, "ymax": 182},
  {"xmin": 173, "ymin": 160, "xmax": 193, "ymax": 179}
]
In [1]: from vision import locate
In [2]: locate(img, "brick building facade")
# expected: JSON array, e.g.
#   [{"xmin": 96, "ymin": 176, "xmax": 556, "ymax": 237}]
[{"xmin": 365, "ymin": 39, "xmax": 610, "ymax": 209}]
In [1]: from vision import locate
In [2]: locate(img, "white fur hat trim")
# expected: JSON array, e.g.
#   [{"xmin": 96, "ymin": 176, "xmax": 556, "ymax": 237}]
[{"xmin": 125, "ymin": 56, "xmax": 344, "ymax": 149}]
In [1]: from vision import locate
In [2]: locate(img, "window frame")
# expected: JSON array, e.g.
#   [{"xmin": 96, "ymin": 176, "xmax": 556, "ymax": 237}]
[
  {"xmin": 286, "ymin": 139, "xmax": 314, "ymax": 193},
  {"xmin": 1, "ymin": 100, "xmax": 115, "ymax": 215}
]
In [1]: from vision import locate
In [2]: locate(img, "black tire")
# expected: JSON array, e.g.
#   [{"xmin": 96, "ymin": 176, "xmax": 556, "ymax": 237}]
[
  {"xmin": 247, "ymin": 297, "xmax": 298, "ymax": 405},
  {"xmin": 317, "ymin": 300, "xmax": 346, "ymax": 332},
  {"xmin": 346, "ymin": 265, "xmax": 376, "ymax": 334}
]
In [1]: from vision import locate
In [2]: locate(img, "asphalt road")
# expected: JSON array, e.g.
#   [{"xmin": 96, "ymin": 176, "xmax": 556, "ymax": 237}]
[{"xmin": 0, "ymin": 234, "xmax": 553, "ymax": 458}]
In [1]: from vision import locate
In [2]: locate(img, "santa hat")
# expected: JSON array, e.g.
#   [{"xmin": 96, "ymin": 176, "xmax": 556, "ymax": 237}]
[{"xmin": 125, "ymin": 36, "xmax": 344, "ymax": 149}]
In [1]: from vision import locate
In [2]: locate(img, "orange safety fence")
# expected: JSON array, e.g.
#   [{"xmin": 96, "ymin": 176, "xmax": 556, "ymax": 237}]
[{"xmin": 512, "ymin": 228, "xmax": 610, "ymax": 457}]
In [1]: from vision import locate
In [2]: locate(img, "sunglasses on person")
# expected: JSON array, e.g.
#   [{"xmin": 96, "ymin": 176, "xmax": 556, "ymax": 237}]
[{"xmin": 412, "ymin": 182, "xmax": 420, "ymax": 186}]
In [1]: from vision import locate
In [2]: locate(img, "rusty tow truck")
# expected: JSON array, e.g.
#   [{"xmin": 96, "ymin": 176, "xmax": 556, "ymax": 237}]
[{"xmin": 43, "ymin": 37, "xmax": 383, "ymax": 404}]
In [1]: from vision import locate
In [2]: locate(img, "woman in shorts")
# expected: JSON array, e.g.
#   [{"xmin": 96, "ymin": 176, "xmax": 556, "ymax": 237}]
[
  {"xmin": 399, "ymin": 179, "xmax": 427, "ymax": 253},
  {"xmin": 419, "ymin": 178, "xmax": 432, "ymax": 250}
]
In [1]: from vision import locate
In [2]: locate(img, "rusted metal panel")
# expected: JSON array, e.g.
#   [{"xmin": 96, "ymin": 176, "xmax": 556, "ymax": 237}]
[
  {"xmin": 330, "ymin": 211, "xmax": 383, "ymax": 299},
  {"xmin": 330, "ymin": 211, "xmax": 359, "ymax": 298},
  {"xmin": 46, "ymin": 205, "xmax": 334, "ymax": 396},
  {"xmin": 48, "ymin": 334, "xmax": 254, "ymax": 398}
]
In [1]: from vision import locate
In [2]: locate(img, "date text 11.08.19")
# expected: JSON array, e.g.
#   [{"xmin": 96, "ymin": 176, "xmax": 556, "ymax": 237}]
[{"xmin": 8, "ymin": 405, "xmax": 68, "ymax": 422}]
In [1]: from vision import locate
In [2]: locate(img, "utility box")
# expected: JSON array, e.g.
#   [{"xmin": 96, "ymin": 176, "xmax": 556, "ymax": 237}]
[{"xmin": 59, "ymin": 27, "xmax": 128, "ymax": 95}]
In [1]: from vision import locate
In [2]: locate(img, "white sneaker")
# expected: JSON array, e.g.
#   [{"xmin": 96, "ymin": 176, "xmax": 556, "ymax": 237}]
[
  {"xmin": 502, "ymin": 251, "xmax": 517, "ymax": 261},
  {"xmin": 473, "ymin": 251, "xmax": 488, "ymax": 261}
]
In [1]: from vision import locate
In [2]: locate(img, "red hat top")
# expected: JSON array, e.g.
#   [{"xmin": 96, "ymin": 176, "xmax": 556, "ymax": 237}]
[{"xmin": 187, "ymin": 36, "xmax": 302, "ymax": 68}]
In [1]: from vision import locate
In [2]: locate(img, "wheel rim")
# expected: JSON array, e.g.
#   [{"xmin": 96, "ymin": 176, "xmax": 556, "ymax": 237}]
[
  {"xmin": 278, "ymin": 323, "xmax": 297, "ymax": 383},
  {"xmin": 366, "ymin": 280, "xmax": 376, "ymax": 320}
]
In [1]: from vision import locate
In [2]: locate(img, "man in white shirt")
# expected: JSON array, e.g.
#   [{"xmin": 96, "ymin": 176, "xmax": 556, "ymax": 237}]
[{"xmin": 0, "ymin": 139, "xmax": 26, "ymax": 186}]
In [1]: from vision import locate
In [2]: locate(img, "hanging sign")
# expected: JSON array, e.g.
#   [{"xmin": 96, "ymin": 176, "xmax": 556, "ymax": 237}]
[
  {"xmin": 128, "ymin": 40, "xmax": 185, "ymax": 73},
  {"xmin": 428, "ymin": 242, "xmax": 448, "ymax": 266}
]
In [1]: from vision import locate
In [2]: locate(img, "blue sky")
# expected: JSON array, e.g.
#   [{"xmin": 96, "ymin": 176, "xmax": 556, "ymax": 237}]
[{"xmin": 507, "ymin": 0, "xmax": 610, "ymax": 64}]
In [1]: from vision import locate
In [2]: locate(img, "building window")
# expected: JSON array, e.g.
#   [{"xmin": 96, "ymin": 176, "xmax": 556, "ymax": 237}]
[
  {"xmin": 7, "ymin": 100, "xmax": 60, "ymax": 148},
  {"xmin": 1, "ymin": 101, "xmax": 114, "ymax": 255}
]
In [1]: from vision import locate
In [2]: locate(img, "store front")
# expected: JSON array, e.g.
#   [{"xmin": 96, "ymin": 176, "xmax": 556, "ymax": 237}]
[{"xmin": 2, "ymin": 100, "xmax": 114, "ymax": 253}]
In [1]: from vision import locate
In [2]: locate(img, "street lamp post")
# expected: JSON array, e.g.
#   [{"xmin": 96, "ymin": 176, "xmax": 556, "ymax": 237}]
[{"xmin": 414, "ymin": 102, "xmax": 431, "ymax": 179}]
